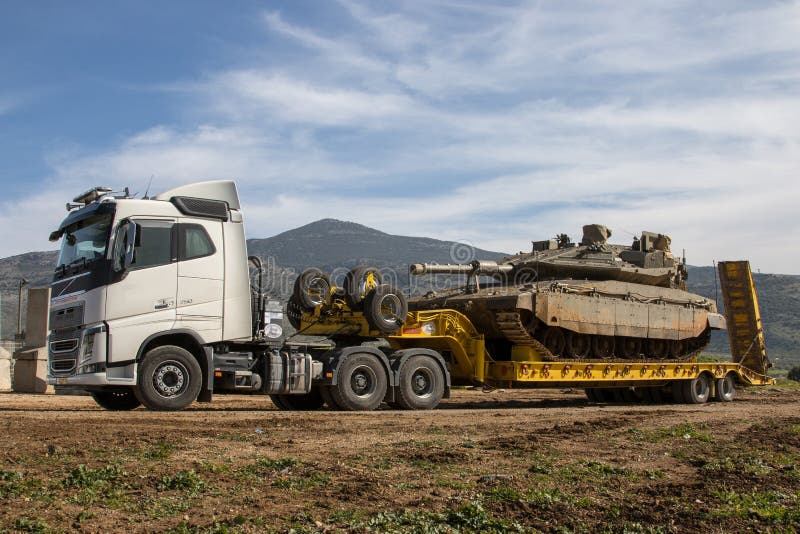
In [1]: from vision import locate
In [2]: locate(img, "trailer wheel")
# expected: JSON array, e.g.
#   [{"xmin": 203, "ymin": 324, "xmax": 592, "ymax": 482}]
[
  {"xmin": 714, "ymin": 373, "xmax": 736, "ymax": 402},
  {"xmin": 565, "ymin": 332, "xmax": 591, "ymax": 358},
  {"xmin": 364, "ymin": 285, "xmax": 408, "ymax": 334},
  {"xmin": 591, "ymin": 336, "xmax": 615, "ymax": 358},
  {"xmin": 343, "ymin": 267, "xmax": 383, "ymax": 310},
  {"xmin": 91, "ymin": 389, "xmax": 141, "ymax": 411},
  {"xmin": 135, "ymin": 345, "xmax": 202, "ymax": 411},
  {"xmin": 678, "ymin": 374, "xmax": 711, "ymax": 404},
  {"xmin": 330, "ymin": 353, "xmax": 388, "ymax": 411},
  {"xmin": 294, "ymin": 268, "xmax": 332, "ymax": 309},
  {"xmin": 396, "ymin": 355, "xmax": 444, "ymax": 410},
  {"xmin": 270, "ymin": 388, "xmax": 325, "ymax": 411},
  {"xmin": 584, "ymin": 388, "xmax": 600, "ymax": 402}
]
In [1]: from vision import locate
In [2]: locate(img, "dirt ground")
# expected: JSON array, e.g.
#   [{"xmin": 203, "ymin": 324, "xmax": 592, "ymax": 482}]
[{"xmin": 1, "ymin": 385, "xmax": 799, "ymax": 533}]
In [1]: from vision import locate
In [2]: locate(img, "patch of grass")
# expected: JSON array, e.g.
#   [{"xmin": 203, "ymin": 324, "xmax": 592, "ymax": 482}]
[
  {"xmin": 788, "ymin": 424, "xmax": 800, "ymax": 435},
  {"xmin": 528, "ymin": 452, "xmax": 554, "ymax": 474},
  {"xmin": 272, "ymin": 470, "xmax": 329, "ymax": 491},
  {"xmin": 157, "ymin": 470, "xmax": 206, "ymax": 495},
  {"xmin": 434, "ymin": 477, "xmax": 471, "ymax": 490},
  {"xmin": 61, "ymin": 464, "xmax": 129, "ymax": 506},
  {"xmin": 637, "ymin": 423, "xmax": 715, "ymax": 443},
  {"xmin": 357, "ymin": 501, "xmax": 524, "ymax": 533},
  {"xmin": 140, "ymin": 440, "xmax": 175, "ymax": 460},
  {"xmin": 564, "ymin": 460, "xmax": 635, "ymax": 480},
  {"xmin": 166, "ymin": 516, "xmax": 247, "ymax": 534},
  {"xmin": 710, "ymin": 487, "xmax": 800, "ymax": 524},
  {"xmin": 12, "ymin": 517, "xmax": 53, "ymax": 534},
  {"xmin": 254, "ymin": 457, "xmax": 301, "ymax": 472}
]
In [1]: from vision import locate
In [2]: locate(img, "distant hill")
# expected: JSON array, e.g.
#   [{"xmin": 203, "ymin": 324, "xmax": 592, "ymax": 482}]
[{"xmin": 1, "ymin": 220, "xmax": 797, "ymax": 368}]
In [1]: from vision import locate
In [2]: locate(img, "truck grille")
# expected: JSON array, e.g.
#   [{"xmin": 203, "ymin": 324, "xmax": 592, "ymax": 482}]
[
  {"xmin": 50, "ymin": 338, "xmax": 79, "ymax": 354},
  {"xmin": 51, "ymin": 358, "xmax": 76, "ymax": 373}
]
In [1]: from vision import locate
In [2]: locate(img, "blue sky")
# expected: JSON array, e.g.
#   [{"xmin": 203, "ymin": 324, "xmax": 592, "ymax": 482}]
[{"xmin": 1, "ymin": 1, "xmax": 799, "ymax": 273}]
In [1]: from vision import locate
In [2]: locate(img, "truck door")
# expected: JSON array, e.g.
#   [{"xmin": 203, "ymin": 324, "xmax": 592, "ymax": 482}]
[
  {"xmin": 175, "ymin": 220, "xmax": 224, "ymax": 341},
  {"xmin": 106, "ymin": 219, "xmax": 178, "ymax": 365}
]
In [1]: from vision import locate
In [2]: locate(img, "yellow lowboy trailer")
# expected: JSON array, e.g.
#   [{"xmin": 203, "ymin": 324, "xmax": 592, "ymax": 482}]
[{"xmin": 296, "ymin": 260, "xmax": 772, "ymax": 407}]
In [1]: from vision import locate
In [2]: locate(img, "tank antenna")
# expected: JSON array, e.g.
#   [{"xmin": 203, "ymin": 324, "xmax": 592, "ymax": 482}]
[{"xmin": 143, "ymin": 175, "xmax": 155, "ymax": 199}]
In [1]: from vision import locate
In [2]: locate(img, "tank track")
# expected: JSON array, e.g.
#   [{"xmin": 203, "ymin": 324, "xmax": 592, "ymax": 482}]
[{"xmin": 493, "ymin": 311, "xmax": 702, "ymax": 363}]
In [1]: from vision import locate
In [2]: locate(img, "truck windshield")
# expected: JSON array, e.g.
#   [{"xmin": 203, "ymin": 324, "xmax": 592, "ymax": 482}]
[{"xmin": 56, "ymin": 214, "xmax": 113, "ymax": 271}]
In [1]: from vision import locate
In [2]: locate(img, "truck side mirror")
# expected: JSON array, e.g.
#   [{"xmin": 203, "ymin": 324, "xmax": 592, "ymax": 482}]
[{"xmin": 113, "ymin": 220, "xmax": 137, "ymax": 272}]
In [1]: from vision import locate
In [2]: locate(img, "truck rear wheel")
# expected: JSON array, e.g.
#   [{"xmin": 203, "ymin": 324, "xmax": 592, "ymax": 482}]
[
  {"xmin": 91, "ymin": 389, "xmax": 141, "ymax": 411},
  {"xmin": 395, "ymin": 355, "xmax": 444, "ymax": 410},
  {"xmin": 135, "ymin": 345, "xmax": 202, "ymax": 411},
  {"xmin": 715, "ymin": 373, "xmax": 736, "ymax": 402},
  {"xmin": 270, "ymin": 388, "xmax": 325, "ymax": 411},
  {"xmin": 674, "ymin": 374, "xmax": 711, "ymax": 404},
  {"xmin": 330, "ymin": 353, "xmax": 388, "ymax": 411}
]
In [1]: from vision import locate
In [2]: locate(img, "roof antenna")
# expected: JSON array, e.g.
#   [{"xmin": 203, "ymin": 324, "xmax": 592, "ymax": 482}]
[{"xmin": 143, "ymin": 175, "xmax": 155, "ymax": 199}]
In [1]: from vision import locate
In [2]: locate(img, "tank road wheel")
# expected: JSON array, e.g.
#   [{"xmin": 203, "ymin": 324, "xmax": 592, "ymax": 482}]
[
  {"xmin": 293, "ymin": 268, "xmax": 332, "ymax": 309},
  {"xmin": 91, "ymin": 389, "xmax": 141, "ymax": 411},
  {"xmin": 396, "ymin": 355, "xmax": 445, "ymax": 410},
  {"xmin": 591, "ymin": 336, "xmax": 615, "ymax": 359},
  {"xmin": 330, "ymin": 353, "xmax": 388, "ymax": 411},
  {"xmin": 539, "ymin": 327, "xmax": 565, "ymax": 358},
  {"xmin": 364, "ymin": 285, "xmax": 408, "ymax": 334},
  {"xmin": 135, "ymin": 346, "xmax": 202, "ymax": 411},
  {"xmin": 646, "ymin": 338, "xmax": 669, "ymax": 359},
  {"xmin": 669, "ymin": 339, "xmax": 688, "ymax": 359},
  {"xmin": 271, "ymin": 388, "xmax": 325, "ymax": 411},
  {"xmin": 565, "ymin": 332, "xmax": 591, "ymax": 358},
  {"xmin": 617, "ymin": 337, "xmax": 642, "ymax": 359},
  {"xmin": 715, "ymin": 373, "xmax": 737, "ymax": 402},
  {"xmin": 344, "ymin": 267, "xmax": 384, "ymax": 310}
]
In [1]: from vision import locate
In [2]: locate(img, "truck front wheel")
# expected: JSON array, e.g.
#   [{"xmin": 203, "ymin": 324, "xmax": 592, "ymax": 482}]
[
  {"xmin": 136, "ymin": 345, "xmax": 202, "ymax": 411},
  {"xmin": 91, "ymin": 389, "xmax": 141, "ymax": 411}
]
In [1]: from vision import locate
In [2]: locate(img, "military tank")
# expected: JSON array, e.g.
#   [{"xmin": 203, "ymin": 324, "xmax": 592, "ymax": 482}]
[{"xmin": 408, "ymin": 224, "xmax": 726, "ymax": 361}]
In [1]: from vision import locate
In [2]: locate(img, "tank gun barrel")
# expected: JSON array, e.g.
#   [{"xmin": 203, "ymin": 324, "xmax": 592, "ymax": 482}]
[{"xmin": 410, "ymin": 261, "xmax": 514, "ymax": 276}]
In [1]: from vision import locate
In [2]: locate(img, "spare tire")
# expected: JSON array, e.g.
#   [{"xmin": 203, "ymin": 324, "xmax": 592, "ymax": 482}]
[
  {"xmin": 286, "ymin": 295, "xmax": 304, "ymax": 330},
  {"xmin": 293, "ymin": 268, "xmax": 331, "ymax": 309},
  {"xmin": 343, "ymin": 266, "xmax": 383, "ymax": 310},
  {"xmin": 364, "ymin": 284, "xmax": 408, "ymax": 334}
]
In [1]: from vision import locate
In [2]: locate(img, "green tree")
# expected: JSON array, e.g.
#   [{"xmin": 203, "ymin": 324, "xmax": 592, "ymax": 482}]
[{"xmin": 788, "ymin": 366, "xmax": 800, "ymax": 382}]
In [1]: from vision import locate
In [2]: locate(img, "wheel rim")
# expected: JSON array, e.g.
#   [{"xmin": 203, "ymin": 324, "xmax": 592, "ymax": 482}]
[
  {"xmin": 378, "ymin": 293, "xmax": 403, "ymax": 325},
  {"xmin": 409, "ymin": 367, "xmax": 434, "ymax": 398},
  {"xmin": 693, "ymin": 376, "xmax": 709, "ymax": 401},
  {"xmin": 306, "ymin": 276, "xmax": 329, "ymax": 306},
  {"xmin": 721, "ymin": 377, "xmax": 734, "ymax": 398},
  {"xmin": 153, "ymin": 360, "xmax": 189, "ymax": 398},
  {"xmin": 359, "ymin": 272, "xmax": 379, "ymax": 299},
  {"xmin": 350, "ymin": 365, "xmax": 377, "ymax": 398}
]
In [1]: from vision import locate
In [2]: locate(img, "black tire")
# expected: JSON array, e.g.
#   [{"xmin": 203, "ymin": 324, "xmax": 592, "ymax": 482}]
[
  {"xmin": 539, "ymin": 327, "xmax": 565, "ymax": 357},
  {"xmin": 286, "ymin": 295, "xmax": 304, "ymax": 330},
  {"xmin": 364, "ymin": 285, "xmax": 408, "ymax": 334},
  {"xmin": 329, "ymin": 353, "xmax": 388, "ymax": 411},
  {"xmin": 715, "ymin": 373, "xmax": 736, "ymax": 402},
  {"xmin": 293, "ymin": 268, "xmax": 331, "ymax": 309},
  {"xmin": 617, "ymin": 337, "xmax": 642, "ymax": 359},
  {"xmin": 271, "ymin": 388, "xmax": 325, "ymax": 411},
  {"xmin": 595, "ymin": 388, "xmax": 615, "ymax": 402},
  {"xmin": 91, "ymin": 389, "xmax": 141, "ymax": 411},
  {"xmin": 585, "ymin": 388, "xmax": 600, "ymax": 402},
  {"xmin": 319, "ymin": 385, "xmax": 343, "ymax": 410},
  {"xmin": 395, "ymin": 355, "xmax": 444, "ymax": 410},
  {"xmin": 343, "ymin": 266, "xmax": 383, "ymax": 310},
  {"xmin": 565, "ymin": 332, "xmax": 591, "ymax": 358},
  {"xmin": 591, "ymin": 336, "xmax": 615, "ymax": 358},
  {"xmin": 135, "ymin": 345, "xmax": 202, "ymax": 411},
  {"xmin": 678, "ymin": 374, "xmax": 711, "ymax": 404}
]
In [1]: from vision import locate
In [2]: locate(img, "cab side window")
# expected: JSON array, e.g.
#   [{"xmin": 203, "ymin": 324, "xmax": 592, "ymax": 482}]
[
  {"xmin": 179, "ymin": 224, "xmax": 216, "ymax": 261},
  {"xmin": 131, "ymin": 221, "xmax": 175, "ymax": 270}
]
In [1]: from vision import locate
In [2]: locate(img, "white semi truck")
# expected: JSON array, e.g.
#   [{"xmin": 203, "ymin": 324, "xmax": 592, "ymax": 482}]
[{"xmin": 46, "ymin": 181, "xmax": 771, "ymax": 411}]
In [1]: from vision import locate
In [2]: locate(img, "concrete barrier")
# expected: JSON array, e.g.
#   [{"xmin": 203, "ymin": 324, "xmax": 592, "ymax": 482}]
[
  {"xmin": 0, "ymin": 346, "xmax": 11, "ymax": 391},
  {"xmin": 12, "ymin": 288, "xmax": 53, "ymax": 394}
]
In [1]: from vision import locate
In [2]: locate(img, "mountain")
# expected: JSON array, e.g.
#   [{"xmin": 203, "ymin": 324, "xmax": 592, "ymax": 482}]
[{"xmin": 1, "ymin": 220, "xmax": 798, "ymax": 368}]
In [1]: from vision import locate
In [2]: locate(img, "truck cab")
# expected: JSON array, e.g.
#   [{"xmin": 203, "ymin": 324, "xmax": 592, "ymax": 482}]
[{"xmin": 47, "ymin": 181, "xmax": 265, "ymax": 409}]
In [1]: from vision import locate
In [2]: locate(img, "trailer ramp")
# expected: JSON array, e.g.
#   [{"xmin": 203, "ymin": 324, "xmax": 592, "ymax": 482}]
[{"xmin": 718, "ymin": 261, "xmax": 770, "ymax": 375}]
